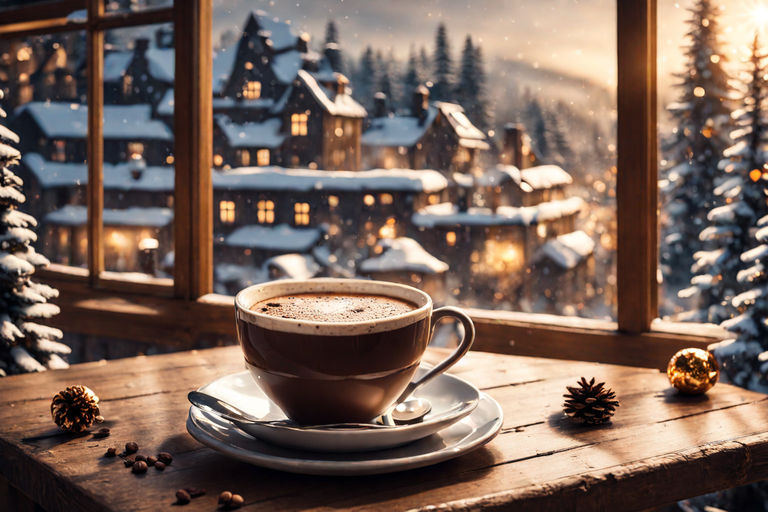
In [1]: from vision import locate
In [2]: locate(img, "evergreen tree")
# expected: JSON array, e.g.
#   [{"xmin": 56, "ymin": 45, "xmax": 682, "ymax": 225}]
[
  {"xmin": 431, "ymin": 23, "xmax": 453, "ymax": 101},
  {"xmin": 472, "ymin": 44, "xmax": 491, "ymax": 131},
  {"xmin": 374, "ymin": 49, "xmax": 394, "ymax": 105},
  {"xmin": 455, "ymin": 36, "xmax": 475, "ymax": 110},
  {"xmin": 402, "ymin": 46, "xmax": 421, "ymax": 108},
  {"xmin": 0, "ymin": 90, "xmax": 68, "ymax": 376},
  {"xmin": 660, "ymin": 0, "xmax": 732, "ymax": 304},
  {"xmin": 324, "ymin": 20, "xmax": 339, "ymax": 45},
  {"xmin": 524, "ymin": 98, "xmax": 551, "ymax": 161},
  {"xmin": 419, "ymin": 46, "xmax": 431, "ymax": 79},
  {"xmin": 682, "ymin": 34, "xmax": 768, "ymax": 324},
  {"xmin": 353, "ymin": 46, "xmax": 376, "ymax": 111}
]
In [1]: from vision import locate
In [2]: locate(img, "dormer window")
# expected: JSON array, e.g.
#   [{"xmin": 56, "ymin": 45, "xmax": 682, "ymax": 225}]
[
  {"xmin": 291, "ymin": 113, "xmax": 308, "ymax": 136},
  {"xmin": 242, "ymin": 80, "xmax": 261, "ymax": 99}
]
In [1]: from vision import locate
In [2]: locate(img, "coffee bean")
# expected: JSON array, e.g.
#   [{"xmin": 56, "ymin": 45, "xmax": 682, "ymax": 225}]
[
  {"xmin": 146, "ymin": 456, "xmax": 157, "ymax": 466},
  {"xmin": 104, "ymin": 447, "xmax": 117, "ymax": 457},
  {"xmin": 228, "ymin": 494, "xmax": 244, "ymax": 509},
  {"xmin": 218, "ymin": 491, "xmax": 233, "ymax": 505},
  {"xmin": 175, "ymin": 489, "xmax": 191, "ymax": 505},
  {"xmin": 134, "ymin": 454, "xmax": 146, "ymax": 462},
  {"xmin": 131, "ymin": 461, "xmax": 148, "ymax": 474},
  {"xmin": 157, "ymin": 452, "xmax": 173, "ymax": 465},
  {"xmin": 93, "ymin": 428, "xmax": 110, "ymax": 438},
  {"xmin": 154, "ymin": 461, "xmax": 166, "ymax": 471},
  {"xmin": 123, "ymin": 458, "xmax": 134, "ymax": 468},
  {"xmin": 125, "ymin": 442, "xmax": 138, "ymax": 454},
  {"xmin": 185, "ymin": 488, "xmax": 206, "ymax": 498}
]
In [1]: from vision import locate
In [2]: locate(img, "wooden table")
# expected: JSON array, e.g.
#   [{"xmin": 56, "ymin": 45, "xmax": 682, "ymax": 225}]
[{"xmin": 1, "ymin": 346, "xmax": 767, "ymax": 511}]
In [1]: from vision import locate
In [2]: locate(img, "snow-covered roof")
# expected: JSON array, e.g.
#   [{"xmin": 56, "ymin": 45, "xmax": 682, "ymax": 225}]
[
  {"xmin": 157, "ymin": 89, "xmax": 174, "ymax": 116},
  {"xmin": 436, "ymin": 102, "xmax": 489, "ymax": 149},
  {"xmin": 520, "ymin": 165, "xmax": 573, "ymax": 190},
  {"xmin": 250, "ymin": 10, "xmax": 298, "ymax": 51},
  {"xmin": 360, "ymin": 237, "xmax": 448, "ymax": 275},
  {"xmin": 535, "ymin": 230, "xmax": 595, "ymax": 269},
  {"xmin": 212, "ymin": 97, "xmax": 275, "ymax": 110},
  {"xmin": 361, "ymin": 107, "xmax": 439, "ymax": 147},
  {"xmin": 213, "ymin": 46, "xmax": 237, "ymax": 95},
  {"xmin": 17, "ymin": 102, "xmax": 172, "ymax": 140},
  {"xmin": 413, "ymin": 197, "xmax": 584, "ymax": 228},
  {"xmin": 272, "ymin": 50, "xmax": 303, "ymax": 84},
  {"xmin": 297, "ymin": 70, "xmax": 366, "ymax": 118},
  {"xmin": 216, "ymin": 116, "xmax": 285, "ymax": 148},
  {"xmin": 45, "ymin": 205, "xmax": 172, "ymax": 227},
  {"xmin": 224, "ymin": 224, "xmax": 321, "ymax": 252},
  {"xmin": 103, "ymin": 48, "xmax": 174, "ymax": 83},
  {"xmin": 266, "ymin": 253, "xmax": 320, "ymax": 280},
  {"xmin": 23, "ymin": 153, "xmax": 174, "ymax": 191},
  {"xmin": 213, "ymin": 166, "xmax": 448, "ymax": 193}
]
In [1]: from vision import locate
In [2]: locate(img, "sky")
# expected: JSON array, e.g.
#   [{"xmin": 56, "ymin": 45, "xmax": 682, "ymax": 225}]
[{"xmin": 212, "ymin": 0, "xmax": 767, "ymax": 100}]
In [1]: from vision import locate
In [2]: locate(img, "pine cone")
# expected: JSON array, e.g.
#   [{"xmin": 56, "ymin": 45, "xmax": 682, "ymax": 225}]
[
  {"xmin": 51, "ymin": 385, "xmax": 100, "ymax": 433},
  {"xmin": 562, "ymin": 377, "xmax": 619, "ymax": 425}
]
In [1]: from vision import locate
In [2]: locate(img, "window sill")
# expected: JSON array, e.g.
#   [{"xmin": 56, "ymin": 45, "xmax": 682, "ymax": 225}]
[{"xmin": 38, "ymin": 266, "xmax": 725, "ymax": 369}]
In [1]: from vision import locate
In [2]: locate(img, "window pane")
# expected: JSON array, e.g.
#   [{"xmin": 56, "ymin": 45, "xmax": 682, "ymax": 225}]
[
  {"xmin": 210, "ymin": 2, "xmax": 617, "ymax": 320},
  {"xmin": 3, "ymin": 31, "xmax": 88, "ymax": 268},
  {"xmin": 102, "ymin": 24, "xmax": 174, "ymax": 279},
  {"xmin": 105, "ymin": 0, "xmax": 172, "ymax": 14},
  {"xmin": 0, "ymin": 1, "xmax": 65, "ymax": 11},
  {"xmin": 658, "ymin": 1, "xmax": 750, "ymax": 323}
]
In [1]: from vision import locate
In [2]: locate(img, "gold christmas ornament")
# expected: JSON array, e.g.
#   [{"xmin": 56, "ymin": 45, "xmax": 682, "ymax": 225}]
[
  {"xmin": 563, "ymin": 377, "xmax": 620, "ymax": 425},
  {"xmin": 667, "ymin": 348, "xmax": 719, "ymax": 394},
  {"xmin": 51, "ymin": 385, "xmax": 101, "ymax": 433}
]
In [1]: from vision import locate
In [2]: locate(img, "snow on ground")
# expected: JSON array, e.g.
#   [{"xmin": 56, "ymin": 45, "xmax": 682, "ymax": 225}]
[
  {"xmin": 224, "ymin": 224, "xmax": 321, "ymax": 252},
  {"xmin": 413, "ymin": 197, "xmax": 584, "ymax": 228},
  {"xmin": 297, "ymin": 70, "xmax": 366, "ymax": 118},
  {"xmin": 45, "ymin": 205, "xmax": 172, "ymax": 227},
  {"xmin": 361, "ymin": 107, "xmax": 439, "ymax": 147},
  {"xmin": 360, "ymin": 237, "xmax": 448, "ymax": 274},
  {"xmin": 213, "ymin": 166, "xmax": 448, "ymax": 193},
  {"xmin": 17, "ymin": 102, "xmax": 172, "ymax": 140},
  {"xmin": 216, "ymin": 117, "xmax": 285, "ymax": 148},
  {"xmin": 535, "ymin": 230, "xmax": 595, "ymax": 269},
  {"xmin": 266, "ymin": 253, "xmax": 320, "ymax": 279},
  {"xmin": 23, "ymin": 153, "xmax": 174, "ymax": 191}
]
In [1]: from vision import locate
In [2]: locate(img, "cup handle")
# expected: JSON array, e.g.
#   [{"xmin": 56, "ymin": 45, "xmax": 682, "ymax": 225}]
[{"xmin": 394, "ymin": 306, "xmax": 475, "ymax": 404}]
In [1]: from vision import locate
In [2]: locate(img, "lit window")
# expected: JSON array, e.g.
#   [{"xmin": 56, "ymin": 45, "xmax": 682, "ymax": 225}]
[
  {"xmin": 244, "ymin": 61, "xmax": 254, "ymax": 70},
  {"xmin": 379, "ymin": 193, "xmax": 394, "ymax": 205},
  {"xmin": 257, "ymin": 200, "xmax": 275, "ymax": 224},
  {"xmin": 16, "ymin": 47, "xmax": 31, "ymax": 61},
  {"xmin": 294, "ymin": 202, "xmax": 310, "ymax": 225},
  {"xmin": 242, "ymin": 80, "xmax": 261, "ymax": 99},
  {"xmin": 127, "ymin": 142, "xmax": 144, "ymax": 159},
  {"xmin": 238, "ymin": 149, "xmax": 251, "ymax": 166},
  {"xmin": 165, "ymin": 155, "xmax": 174, "ymax": 165},
  {"xmin": 327, "ymin": 195, "xmax": 339, "ymax": 208},
  {"xmin": 363, "ymin": 194, "xmax": 375, "ymax": 206},
  {"xmin": 334, "ymin": 118, "xmax": 343, "ymax": 137},
  {"xmin": 219, "ymin": 201, "xmax": 235, "ymax": 224},
  {"xmin": 213, "ymin": 154, "xmax": 224, "ymax": 167},
  {"xmin": 446, "ymin": 231, "xmax": 457, "ymax": 247},
  {"xmin": 52, "ymin": 140, "xmax": 66, "ymax": 162},
  {"xmin": 428, "ymin": 194, "xmax": 440, "ymax": 205},
  {"xmin": 291, "ymin": 113, "xmax": 308, "ymax": 136},
  {"xmin": 256, "ymin": 149, "xmax": 270, "ymax": 166},
  {"xmin": 122, "ymin": 75, "xmax": 133, "ymax": 96},
  {"xmin": 537, "ymin": 224, "xmax": 547, "ymax": 238}
]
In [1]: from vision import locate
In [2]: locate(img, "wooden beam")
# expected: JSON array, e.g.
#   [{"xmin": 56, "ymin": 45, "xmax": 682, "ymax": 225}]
[
  {"xmin": 617, "ymin": 0, "xmax": 658, "ymax": 332},
  {"xmin": 0, "ymin": 0, "xmax": 84, "ymax": 26},
  {"xmin": 92, "ymin": 8, "xmax": 173, "ymax": 31},
  {"xmin": 86, "ymin": 0, "xmax": 104, "ymax": 286},
  {"xmin": 0, "ymin": 19, "xmax": 86, "ymax": 39},
  {"xmin": 173, "ymin": 0, "xmax": 213, "ymax": 299}
]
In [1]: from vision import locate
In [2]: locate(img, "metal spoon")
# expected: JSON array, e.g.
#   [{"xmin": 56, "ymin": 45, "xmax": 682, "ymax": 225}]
[{"xmin": 188, "ymin": 391, "xmax": 392, "ymax": 430}]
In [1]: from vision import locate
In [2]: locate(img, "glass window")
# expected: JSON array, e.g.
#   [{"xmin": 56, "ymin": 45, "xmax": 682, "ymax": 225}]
[
  {"xmin": 237, "ymin": 149, "xmax": 250, "ymax": 166},
  {"xmin": 242, "ymin": 80, "xmax": 261, "ymax": 99},
  {"xmin": 219, "ymin": 200, "xmax": 235, "ymax": 223},
  {"xmin": 257, "ymin": 200, "xmax": 275, "ymax": 224},
  {"xmin": 105, "ymin": 0, "xmax": 173, "ymax": 14},
  {"xmin": 256, "ymin": 148, "xmax": 269, "ymax": 166},
  {"xmin": 291, "ymin": 113, "xmax": 308, "ymax": 136},
  {"xmin": 294, "ymin": 202, "xmax": 310, "ymax": 226}
]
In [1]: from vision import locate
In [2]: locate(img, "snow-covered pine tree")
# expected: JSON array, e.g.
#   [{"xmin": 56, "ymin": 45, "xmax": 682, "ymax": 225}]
[
  {"xmin": 455, "ymin": 35, "xmax": 475, "ymax": 107},
  {"xmin": 431, "ymin": 23, "xmax": 453, "ymax": 101},
  {"xmin": 523, "ymin": 98, "xmax": 551, "ymax": 161},
  {"xmin": 353, "ymin": 46, "xmax": 377, "ymax": 112},
  {"xmin": 323, "ymin": 20, "xmax": 343, "ymax": 74},
  {"xmin": 472, "ymin": 44, "xmax": 491, "ymax": 132},
  {"xmin": 375, "ymin": 49, "xmax": 394, "ymax": 106},
  {"xmin": 659, "ymin": 0, "xmax": 732, "ymax": 304},
  {"xmin": 0, "ymin": 90, "xmax": 68, "ymax": 376},
  {"xmin": 682, "ymin": 34, "xmax": 768, "ymax": 324},
  {"xmin": 402, "ymin": 46, "xmax": 421, "ymax": 108}
]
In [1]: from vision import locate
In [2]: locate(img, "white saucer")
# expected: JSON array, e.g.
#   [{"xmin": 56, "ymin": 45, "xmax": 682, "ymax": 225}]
[
  {"xmin": 186, "ymin": 391, "xmax": 503, "ymax": 476},
  {"xmin": 193, "ymin": 367, "xmax": 480, "ymax": 452}
]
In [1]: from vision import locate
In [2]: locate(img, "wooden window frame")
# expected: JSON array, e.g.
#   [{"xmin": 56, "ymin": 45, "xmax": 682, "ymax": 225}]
[{"xmin": 2, "ymin": 0, "xmax": 725, "ymax": 369}]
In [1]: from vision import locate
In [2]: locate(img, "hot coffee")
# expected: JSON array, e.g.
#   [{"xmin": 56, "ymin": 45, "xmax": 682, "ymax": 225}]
[{"xmin": 251, "ymin": 292, "xmax": 415, "ymax": 322}]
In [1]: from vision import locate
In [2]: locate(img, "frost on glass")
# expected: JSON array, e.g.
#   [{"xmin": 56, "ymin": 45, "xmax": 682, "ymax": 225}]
[
  {"xmin": 1, "ymin": 31, "xmax": 88, "ymax": 268},
  {"xmin": 210, "ymin": 0, "xmax": 617, "ymax": 319}
]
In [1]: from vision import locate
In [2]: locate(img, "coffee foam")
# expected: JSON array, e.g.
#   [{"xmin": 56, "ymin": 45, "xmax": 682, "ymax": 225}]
[{"xmin": 252, "ymin": 293, "xmax": 415, "ymax": 323}]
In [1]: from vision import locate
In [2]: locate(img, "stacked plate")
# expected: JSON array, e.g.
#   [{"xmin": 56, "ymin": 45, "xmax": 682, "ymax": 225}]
[{"xmin": 186, "ymin": 365, "xmax": 503, "ymax": 475}]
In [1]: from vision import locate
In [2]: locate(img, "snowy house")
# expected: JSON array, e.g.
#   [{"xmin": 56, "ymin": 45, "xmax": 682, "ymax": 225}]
[
  {"xmin": 359, "ymin": 237, "xmax": 449, "ymax": 298},
  {"xmin": 220, "ymin": 223, "xmax": 324, "ymax": 266},
  {"xmin": 103, "ymin": 38, "xmax": 174, "ymax": 106},
  {"xmin": 362, "ymin": 86, "xmax": 488, "ymax": 175},
  {"xmin": 467, "ymin": 164, "xmax": 574, "ymax": 209},
  {"xmin": 13, "ymin": 102, "xmax": 174, "ymax": 165},
  {"xmin": 213, "ymin": 116, "xmax": 284, "ymax": 168},
  {"xmin": 41, "ymin": 205, "xmax": 173, "ymax": 271}
]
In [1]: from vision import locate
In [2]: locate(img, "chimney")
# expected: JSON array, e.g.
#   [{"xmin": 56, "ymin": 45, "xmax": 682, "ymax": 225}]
[
  {"xmin": 130, "ymin": 155, "xmax": 146, "ymax": 180},
  {"xmin": 411, "ymin": 84, "xmax": 429, "ymax": 124},
  {"xmin": 335, "ymin": 73, "xmax": 348, "ymax": 96},
  {"xmin": 297, "ymin": 33, "xmax": 310, "ymax": 53},
  {"xmin": 134, "ymin": 38, "xmax": 150, "ymax": 56},
  {"xmin": 373, "ymin": 92, "xmax": 387, "ymax": 118},
  {"xmin": 503, "ymin": 123, "xmax": 525, "ymax": 169}
]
